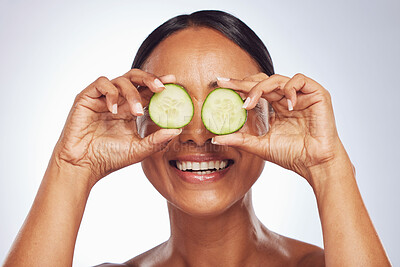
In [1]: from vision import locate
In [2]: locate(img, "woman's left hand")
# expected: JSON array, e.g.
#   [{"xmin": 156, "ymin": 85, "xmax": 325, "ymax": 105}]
[{"xmin": 214, "ymin": 73, "xmax": 347, "ymax": 186}]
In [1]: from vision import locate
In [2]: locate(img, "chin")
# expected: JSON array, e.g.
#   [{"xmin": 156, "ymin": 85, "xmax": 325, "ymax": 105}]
[{"xmin": 167, "ymin": 188, "xmax": 244, "ymax": 218}]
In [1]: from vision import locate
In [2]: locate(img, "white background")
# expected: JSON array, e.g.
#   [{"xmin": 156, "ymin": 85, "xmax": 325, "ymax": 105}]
[{"xmin": 1, "ymin": 0, "xmax": 399, "ymax": 266}]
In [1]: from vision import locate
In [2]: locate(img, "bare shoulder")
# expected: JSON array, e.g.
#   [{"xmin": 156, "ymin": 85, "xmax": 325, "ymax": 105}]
[
  {"xmin": 93, "ymin": 241, "xmax": 181, "ymax": 267},
  {"xmin": 271, "ymin": 231, "xmax": 325, "ymax": 267},
  {"xmin": 92, "ymin": 242, "xmax": 166, "ymax": 267},
  {"xmin": 93, "ymin": 264, "xmax": 129, "ymax": 267},
  {"xmin": 123, "ymin": 241, "xmax": 169, "ymax": 266}
]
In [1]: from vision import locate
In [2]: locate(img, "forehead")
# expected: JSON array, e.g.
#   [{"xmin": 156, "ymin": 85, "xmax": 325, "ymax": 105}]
[{"xmin": 142, "ymin": 27, "xmax": 260, "ymax": 94}]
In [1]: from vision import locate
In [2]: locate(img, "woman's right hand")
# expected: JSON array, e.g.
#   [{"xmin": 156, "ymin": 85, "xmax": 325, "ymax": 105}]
[{"xmin": 52, "ymin": 69, "xmax": 182, "ymax": 187}]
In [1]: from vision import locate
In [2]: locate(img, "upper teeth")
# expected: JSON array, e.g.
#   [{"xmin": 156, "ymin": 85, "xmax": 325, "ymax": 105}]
[{"xmin": 176, "ymin": 160, "xmax": 228, "ymax": 171}]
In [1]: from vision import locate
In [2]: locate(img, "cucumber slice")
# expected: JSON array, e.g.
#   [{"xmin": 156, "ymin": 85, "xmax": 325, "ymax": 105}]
[
  {"xmin": 149, "ymin": 83, "xmax": 194, "ymax": 128},
  {"xmin": 201, "ymin": 88, "xmax": 247, "ymax": 135}
]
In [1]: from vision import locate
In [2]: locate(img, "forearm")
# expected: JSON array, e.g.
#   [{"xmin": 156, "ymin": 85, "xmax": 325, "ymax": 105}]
[
  {"xmin": 4, "ymin": 156, "xmax": 93, "ymax": 267},
  {"xmin": 309, "ymin": 145, "xmax": 390, "ymax": 266}
]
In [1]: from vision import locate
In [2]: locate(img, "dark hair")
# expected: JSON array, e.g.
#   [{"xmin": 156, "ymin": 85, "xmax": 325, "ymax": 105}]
[{"xmin": 131, "ymin": 10, "xmax": 274, "ymax": 76}]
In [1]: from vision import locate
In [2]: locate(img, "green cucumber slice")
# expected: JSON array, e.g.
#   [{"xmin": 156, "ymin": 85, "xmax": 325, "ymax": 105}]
[
  {"xmin": 201, "ymin": 88, "xmax": 247, "ymax": 135},
  {"xmin": 149, "ymin": 83, "xmax": 194, "ymax": 129}
]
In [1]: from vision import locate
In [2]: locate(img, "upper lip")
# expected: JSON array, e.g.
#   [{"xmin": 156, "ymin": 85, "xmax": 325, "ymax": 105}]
[{"xmin": 173, "ymin": 154, "xmax": 233, "ymax": 162}]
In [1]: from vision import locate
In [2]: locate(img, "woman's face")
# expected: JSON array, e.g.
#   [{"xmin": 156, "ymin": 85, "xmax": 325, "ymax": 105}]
[{"xmin": 139, "ymin": 27, "xmax": 267, "ymax": 217}]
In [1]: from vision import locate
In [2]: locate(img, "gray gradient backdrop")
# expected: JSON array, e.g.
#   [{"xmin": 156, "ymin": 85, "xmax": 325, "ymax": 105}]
[{"xmin": 1, "ymin": 0, "xmax": 399, "ymax": 266}]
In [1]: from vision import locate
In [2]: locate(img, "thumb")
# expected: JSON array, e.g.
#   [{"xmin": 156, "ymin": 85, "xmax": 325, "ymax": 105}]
[
  {"xmin": 134, "ymin": 128, "xmax": 182, "ymax": 161},
  {"xmin": 211, "ymin": 132, "xmax": 268, "ymax": 159}
]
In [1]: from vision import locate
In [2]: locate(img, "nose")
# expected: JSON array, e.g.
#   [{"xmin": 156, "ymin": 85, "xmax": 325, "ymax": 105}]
[{"xmin": 178, "ymin": 102, "xmax": 215, "ymax": 146}]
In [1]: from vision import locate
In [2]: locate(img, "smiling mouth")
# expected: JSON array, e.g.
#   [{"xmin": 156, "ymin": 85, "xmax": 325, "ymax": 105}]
[{"xmin": 169, "ymin": 159, "xmax": 234, "ymax": 175}]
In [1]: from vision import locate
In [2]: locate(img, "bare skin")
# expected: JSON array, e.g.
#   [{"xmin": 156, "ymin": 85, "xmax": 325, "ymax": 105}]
[{"xmin": 3, "ymin": 27, "xmax": 390, "ymax": 267}]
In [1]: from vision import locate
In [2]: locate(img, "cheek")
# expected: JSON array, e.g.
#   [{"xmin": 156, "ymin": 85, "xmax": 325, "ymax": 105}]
[
  {"xmin": 141, "ymin": 157, "xmax": 157, "ymax": 185},
  {"xmin": 236, "ymin": 153, "xmax": 265, "ymax": 189},
  {"xmin": 141, "ymin": 153, "xmax": 170, "ymax": 198}
]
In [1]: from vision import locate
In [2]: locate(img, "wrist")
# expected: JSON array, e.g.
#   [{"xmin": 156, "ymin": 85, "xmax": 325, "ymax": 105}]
[
  {"xmin": 46, "ymin": 153, "xmax": 96, "ymax": 193},
  {"xmin": 306, "ymin": 142, "xmax": 356, "ymax": 197}
]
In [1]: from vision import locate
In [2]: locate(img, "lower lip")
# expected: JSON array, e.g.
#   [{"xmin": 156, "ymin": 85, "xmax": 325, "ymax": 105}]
[{"xmin": 172, "ymin": 164, "xmax": 232, "ymax": 184}]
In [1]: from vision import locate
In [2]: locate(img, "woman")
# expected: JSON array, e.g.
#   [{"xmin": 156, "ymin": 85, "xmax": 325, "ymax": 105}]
[{"xmin": 4, "ymin": 10, "xmax": 390, "ymax": 266}]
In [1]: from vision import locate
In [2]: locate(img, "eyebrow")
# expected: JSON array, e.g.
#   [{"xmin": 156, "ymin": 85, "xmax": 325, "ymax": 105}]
[{"xmin": 175, "ymin": 80, "xmax": 219, "ymax": 90}]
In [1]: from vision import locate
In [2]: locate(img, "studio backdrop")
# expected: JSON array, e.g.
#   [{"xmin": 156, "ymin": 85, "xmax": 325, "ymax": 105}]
[{"xmin": 0, "ymin": 0, "xmax": 399, "ymax": 266}]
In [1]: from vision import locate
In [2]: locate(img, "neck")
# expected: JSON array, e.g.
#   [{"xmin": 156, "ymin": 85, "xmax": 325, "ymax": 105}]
[{"xmin": 165, "ymin": 190, "xmax": 270, "ymax": 266}]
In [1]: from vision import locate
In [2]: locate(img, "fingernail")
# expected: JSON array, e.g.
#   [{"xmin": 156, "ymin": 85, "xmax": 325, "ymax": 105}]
[
  {"xmin": 134, "ymin": 102, "xmax": 144, "ymax": 115},
  {"xmin": 287, "ymin": 99, "xmax": 293, "ymax": 111},
  {"xmin": 112, "ymin": 104, "xmax": 118, "ymax": 114},
  {"xmin": 162, "ymin": 74, "xmax": 176, "ymax": 80},
  {"xmin": 154, "ymin": 78, "xmax": 165, "ymax": 89},
  {"xmin": 165, "ymin": 128, "xmax": 182, "ymax": 142},
  {"xmin": 211, "ymin": 137, "xmax": 219, "ymax": 145},
  {"xmin": 172, "ymin": 128, "xmax": 182, "ymax": 135},
  {"xmin": 242, "ymin": 97, "xmax": 251, "ymax": 109},
  {"xmin": 217, "ymin": 77, "xmax": 230, "ymax": 82}
]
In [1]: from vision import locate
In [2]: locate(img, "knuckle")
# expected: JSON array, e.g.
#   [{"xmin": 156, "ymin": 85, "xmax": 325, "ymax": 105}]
[
  {"xmin": 249, "ymin": 86, "xmax": 262, "ymax": 97},
  {"xmin": 283, "ymin": 86, "xmax": 292, "ymax": 93},
  {"xmin": 240, "ymin": 133, "xmax": 247, "ymax": 146},
  {"xmin": 316, "ymin": 87, "xmax": 331, "ymax": 102},
  {"xmin": 144, "ymin": 75, "xmax": 161, "ymax": 89},
  {"xmin": 293, "ymin": 73, "xmax": 306, "ymax": 80},
  {"xmin": 323, "ymin": 88, "xmax": 332, "ymax": 101},
  {"xmin": 324, "ymin": 88, "xmax": 331, "ymax": 97},
  {"xmin": 140, "ymin": 134, "xmax": 154, "ymax": 152},
  {"xmin": 148, "ymin": 133, "xmax": 156, "ymax": 144},
  {"xmin": 147, "ymin": 73, "xmax": 158, "ymax": 82},
  {"xmin": 125, "ymin": 68, "xmax": 141, "ymax": 76},
  {"xmin": 96, "ymin": 76, "xmax": 109, "ymax": 84},
  {"xmin": 142, "ymin": 75, "xmax": 153, "ymax": 84},
  {"xmin": 113, "ymin": 76, "xmax": 130, "ymax": 85},
  {"xmin": 270, "ymin": 74, "xmax": 285, "ymax": 80},
  {"xmin": 270, "ymin": 74, "xmax": 289, "ymax": 88},
  {"xmin": 74, "ymin": 92, "xmax": 82, "ymax": 103}
]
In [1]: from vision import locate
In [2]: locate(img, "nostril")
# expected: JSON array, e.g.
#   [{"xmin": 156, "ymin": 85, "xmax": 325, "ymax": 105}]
[{"xmin": 178, "ymin": 123, "xmax": 215, "ymax": 146}]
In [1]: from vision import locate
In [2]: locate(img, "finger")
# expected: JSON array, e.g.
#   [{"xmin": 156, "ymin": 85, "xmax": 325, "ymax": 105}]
[
  {"xmin": 270, "ymin": 92, "xmax": 318, "ymax": 113},
  {"xmin": 82, "ymin": 76, "xmax": 119, "ymax": 114},
  {"xmin": 280, "ymin": 92, "xmax": 320, "ymax": 111},
  {"xmin": 111, "ymin": 76, "xmax": 144, "ymax": 116},
  {"xmin": 245, "ymin": 74, "xmax": 290, "ymax": 110},
  {"xmin": 216, "ymin": 74, "xmax": 292, "ymax": 111},
  {"xmin": 283, "ymin": 73, "xmax": 321, "ymax": 107},
  {"xmin": 159, "ymin": 74, "xmax": 177, "ymax": 84},
  {"xmin": 211, "ymin": 132, "xmax": 268, "ymax": 159},
  {"xmin": 263, "ymin": 91, "xmax": 285, "ymax": 102},
  {"xmin": 216, "ymin": 77, "xmax": 257, "ymax": 93},
  {"xmin": 134, "ymin": 74, "xmax": 178, "ymax": 109},
  {"xmin": 135, "ymin": 128, "xmax": 182, "ymax": 160},
  {"xmin": 123, "ymin": 69, "xmax": 175, "ymax": 93},
  {"xmin": 216, "ymin": 72, "xmax": 270, "ymax": 91},
  {"xmin": 243, "ymin": 72, "xmax": 270, "ymax": 82},
  {"xmin": 137, "ymin": 74, "xmax": 177, "ymax": 94}
]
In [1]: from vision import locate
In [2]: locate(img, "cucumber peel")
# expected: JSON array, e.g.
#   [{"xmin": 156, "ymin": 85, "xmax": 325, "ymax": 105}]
[
  {"xmin": 201, "ymin": 88, "xmax": 247, "ymax": 135},
  {"xmin": 148, "ymin": 83, "xmax": 194, "ymax": 129}
]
